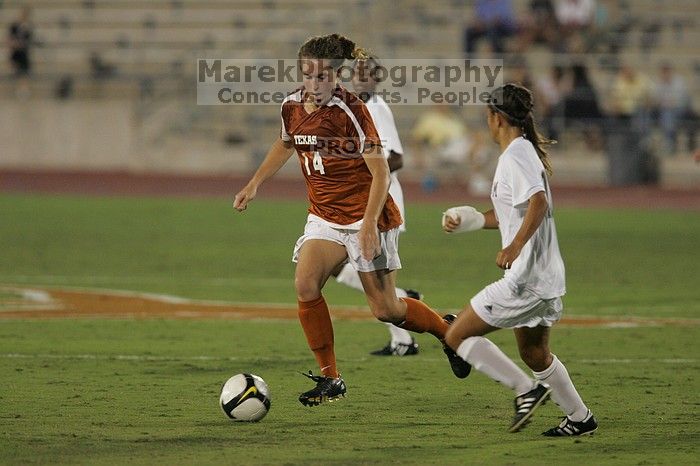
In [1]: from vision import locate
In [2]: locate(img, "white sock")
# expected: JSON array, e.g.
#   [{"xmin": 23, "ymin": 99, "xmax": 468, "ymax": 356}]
[
  {"xmin": 389, "ymin": 288, "xmax": 414, "ymax": 345},
  {"xmin": 386, "ymin": 322, "xmax": 414, "ymax": 346},
  {"xmin": 457, "ymin": 337, "xmax": 535, "ymax": 395},
  {"xmin": 532, "ymin": 354, "xmax": 589, "ymax": 422},
  {"xmin": 335, "ymin": 263, "xmax": 364, "ymax": 291}
]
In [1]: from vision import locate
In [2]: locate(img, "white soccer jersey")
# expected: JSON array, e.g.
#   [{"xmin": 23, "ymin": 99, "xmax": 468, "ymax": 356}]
[
  {"xmin": 365, "ymin": 94, "xmax": 406, "ymax": 231},
  {"xmin": 491, "ymin": 137, "xmax": 565, "ymax": 298}
]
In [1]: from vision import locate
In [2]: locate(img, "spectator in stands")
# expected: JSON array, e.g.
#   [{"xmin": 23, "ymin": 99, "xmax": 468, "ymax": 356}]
[
  {"xmin": 653, "ymin": 63, "xmax": 692, "ymax": 154},
  {"xmin": 7, "ymin": 6, "xmax": 33, "ymax": 95},
  {"xmin": 561, "ymin": 63, "xmax": 603, "ymax": 150},
  {"xmin": 554, "ymin": 0, "xmax": 595, "ymax": 32},
  {"xmin": 610, "ymin": 64, "xmax": 652, "ymax": 120},
  {"xmin": 607, "ymin": 65, "xmax": 657, "ymax": 185},
  {"xmin": 519, "ymin": 0, "xmax": 559, "ymax": 50},
  {"xmin": 554, "ymin": 0, "xmax": 596, "ymax": 51},
  {"xmin": 464, "ymin": 0, "xmax": 517, "ymax": 54},
  {"xmin": 595, "ymin": 0, "xmax": 633, "ymax": 55},
  {"xmin": 535, "ymin": 65, "xmax": 565, "ymax": 140},
  {"xmin": 412, "ymin": 106, "xmax": 471, "ymax": 189},
  {"xmin": 89, "ymin": 52, "xmax": 116, "ymax": 80}
]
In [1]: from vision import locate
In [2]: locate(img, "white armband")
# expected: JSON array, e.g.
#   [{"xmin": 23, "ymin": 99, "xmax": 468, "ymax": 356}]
[{"xmin": 442, "ymin": 206, "xmax": 485, "ymax": 233}]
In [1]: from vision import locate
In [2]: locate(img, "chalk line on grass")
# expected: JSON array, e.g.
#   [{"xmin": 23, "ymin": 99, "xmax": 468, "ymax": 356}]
[{"xmin": 0, "ymin": 285, "xmax": 697, "ymax": 327}]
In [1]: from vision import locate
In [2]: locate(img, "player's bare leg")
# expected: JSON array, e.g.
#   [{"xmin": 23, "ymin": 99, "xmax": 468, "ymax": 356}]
[
  {"xmin": 357, "ymin": 268, "xmax": 404, "ymax": 322},
  {"xmin": 514, "ymin": 326, "xmax": 597, "ymax": 435},
  {"xmin": 294, "ymin": 239, "xmax": 348, "ymax": 406},
  {"xmin": 334, "ymin": 263, "xmax": 419, "ymax": 355}
]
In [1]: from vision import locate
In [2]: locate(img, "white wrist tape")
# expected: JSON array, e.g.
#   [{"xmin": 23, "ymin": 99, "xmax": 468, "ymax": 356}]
[{"xmin": 442, "ymin": 206, "xmax": 485, "ymax": 233}]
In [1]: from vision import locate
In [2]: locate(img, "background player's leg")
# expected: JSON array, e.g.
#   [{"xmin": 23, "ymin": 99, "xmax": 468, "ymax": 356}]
[
  {"xmin": 334, "ymin": 263, "xmax": 363, "ymax": 291},
  {"xmin": 358, "ymin": 269, "xmax": 447, "ymax": 339},
  {"xmin": 295, "ymin": 239, "xmax": 347, "ymax": 378},
  {"xmin": 336, "ymin": 264, "xmax": 416, "ymax": 353}
]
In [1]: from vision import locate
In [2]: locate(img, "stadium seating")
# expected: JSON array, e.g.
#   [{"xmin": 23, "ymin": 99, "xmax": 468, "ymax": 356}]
[{"xmin": 0, "ymin": 0, "xmax": 697, "ymax": 185}]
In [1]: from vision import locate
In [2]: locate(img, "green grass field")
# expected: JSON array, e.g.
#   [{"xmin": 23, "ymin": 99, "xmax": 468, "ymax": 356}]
[{"xmin": 1, "ymin": 193, "xmax": 699, "ymax": 465}]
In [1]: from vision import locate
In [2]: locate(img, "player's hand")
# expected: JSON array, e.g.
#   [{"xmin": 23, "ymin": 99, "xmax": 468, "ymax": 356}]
[
  {"xmin": 442, "ymin": 214, "xmax": 462, "ymax": 233},
  {"xmin": 233, "ymin": 184, "xmax": 257, "ymax": 212},
  {"xmin": 442, "ymin": 206, "xmax": 485, "ymax": 233},
  {"xmin": 496, "ymin": 242, "xmax": 523, "ymax": 270},
  {"xmin": 358, "ymin": 225, "xmax": 381, "ymax": 261}
]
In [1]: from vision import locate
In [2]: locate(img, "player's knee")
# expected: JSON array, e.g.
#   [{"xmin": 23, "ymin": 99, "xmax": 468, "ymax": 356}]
[
  {"xmin": 294, "ymin": 277, "xmax": 321, "ymax": 302},
  {"xmin": 368, "ymin": 300, "xmax": 401, "ymax": 323},
  {"xmin": 370, "ymin": 305, "xmax": 393, "ymax": 323}
]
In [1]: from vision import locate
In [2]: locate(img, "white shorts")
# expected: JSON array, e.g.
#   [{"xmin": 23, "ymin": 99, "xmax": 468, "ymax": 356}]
[
  {"xmin": 292, "ymin": 218, "xmax": 402, "ymax": 273},
  {"xmin": 389, "ymin": 175, "xmax": 406, "ymax": 233},
  {"xmin": 471, "ymin": 278, "xmax": 563, "ymax": 329}
]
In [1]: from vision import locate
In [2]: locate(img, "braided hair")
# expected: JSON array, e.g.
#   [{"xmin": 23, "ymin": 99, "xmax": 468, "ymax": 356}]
[{"xmin": 488, "ymin": 83, "xmax": 555, "ymax": 176}]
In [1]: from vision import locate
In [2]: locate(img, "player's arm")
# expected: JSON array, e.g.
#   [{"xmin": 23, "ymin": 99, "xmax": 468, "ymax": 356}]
[
  {"xmin": 359, "ymin": 143, "xmax": 391, "ymax": 260},
  {"xmin": 496, "ymin": 191, "xmax": 547, "ymax": 269},
  {"xmin": 442, "ymin": 207, "xmax": 498, "ymax": 233},
  {"xmin": 233, "ymin": 137, "xmax": 294, "ymax": 212}
]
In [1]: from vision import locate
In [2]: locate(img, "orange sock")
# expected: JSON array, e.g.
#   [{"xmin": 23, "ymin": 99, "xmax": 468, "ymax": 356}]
[
  {"xmin": 298, "ymin": 295, "xmax": 338, "ymax": 378},
  {"xmin": 398, "ymin": 297, "xmax": 449, "ymax": 340}
]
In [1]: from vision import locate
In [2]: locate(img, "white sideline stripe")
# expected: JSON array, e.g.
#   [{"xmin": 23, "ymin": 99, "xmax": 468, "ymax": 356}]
[
  {"xmin": 2, "ymin": 276, "xmax": 699, "ymax": 314},
  {"xmin": 0, "ymin": 353, "xmax": 696, "ymax": 364},
  {"xmin": 579, "ymin": 358, "xmax": 697, "ymax": 364},
  {"xmin": 19, "ymin": 289, "xmax": 52, "ymax": 303},
  {"xmin": 0, "ymin": 284, "xmax": 369, "ymax": 312},
  {"xmin": 0, "ymin": 275, "xmax": 292, "ymax": 286},
  {"xmin": 1, "ymin": 284, "xmax": 698, "ymax": 326}
]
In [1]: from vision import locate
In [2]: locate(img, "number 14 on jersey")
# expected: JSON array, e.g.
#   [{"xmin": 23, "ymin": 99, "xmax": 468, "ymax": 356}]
[{"xmin": 303, "ymin": 151, "xmax": 325, "ymax": 175}]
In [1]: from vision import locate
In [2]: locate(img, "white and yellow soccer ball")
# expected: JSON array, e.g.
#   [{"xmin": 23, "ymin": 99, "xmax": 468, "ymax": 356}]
[{"xmin": 220, "ymin": 373, "xmax": 271, "ymax": 422}]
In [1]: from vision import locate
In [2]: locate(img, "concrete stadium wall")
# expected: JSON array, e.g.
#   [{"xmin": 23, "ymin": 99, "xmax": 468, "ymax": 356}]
[
  {"xmin": 1, "ymin": 99, "xmax": 134, "ymax": 171},
  {"xmin": 1, "ymin": 99, "xmax": 697, "ymax": 188},
  {"xmin": 0, "ymin": 98, "xmax": 256, "ymax": 175}
]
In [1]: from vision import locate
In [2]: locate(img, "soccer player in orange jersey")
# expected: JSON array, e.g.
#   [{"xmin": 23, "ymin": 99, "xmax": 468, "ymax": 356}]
[{"xmin": 233, "ymin": 33, "xmax": 471, "ymax": 406}]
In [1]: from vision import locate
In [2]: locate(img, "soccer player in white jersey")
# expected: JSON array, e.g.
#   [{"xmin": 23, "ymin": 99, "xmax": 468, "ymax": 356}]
[
  {"xmin": 330, "ymin": 55, "xmax": 421, "ymax": 356},
  {"xmin": 442, "ymin": 83, "xmax": 598, "ymax": 436}
]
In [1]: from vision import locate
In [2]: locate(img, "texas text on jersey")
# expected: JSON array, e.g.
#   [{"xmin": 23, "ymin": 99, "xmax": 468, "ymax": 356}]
[{"xmin": 280, "ymin": 85, "xmax": 401, "ymax": 231}]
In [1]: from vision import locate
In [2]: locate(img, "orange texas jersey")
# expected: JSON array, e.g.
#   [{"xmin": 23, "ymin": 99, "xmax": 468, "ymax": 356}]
[{"xmin": 280, "ymin": 85, "xmax": 402, "ymax": 231}]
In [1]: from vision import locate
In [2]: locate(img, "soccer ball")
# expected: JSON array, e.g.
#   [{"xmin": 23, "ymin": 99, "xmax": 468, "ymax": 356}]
[{"xmin": 219, "ymin": 373, "xmax": 271, "ymax": 422}]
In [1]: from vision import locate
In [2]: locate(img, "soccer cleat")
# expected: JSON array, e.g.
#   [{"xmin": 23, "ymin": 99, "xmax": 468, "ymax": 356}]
[
  {"xmin": 404, "ymin": 289, "xmax": 423, "ymax": 301},
  {"xmin": 542, "ymin": 412, "xmax": 598, "ymax": 437},
  {"xmin": 442, "ymin": 314, "xmax": 472, "ymax": 379},
  {"xmin": 509, "ymin": 382, "xmax": 552, "ymax": 432},
  {"xmin": 298, "ymin": 371, "xmax": 347, "ymax": 407},
  {"xmin": 370, "ymin": 340, "xmax": 420, "ymax": 356}
]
